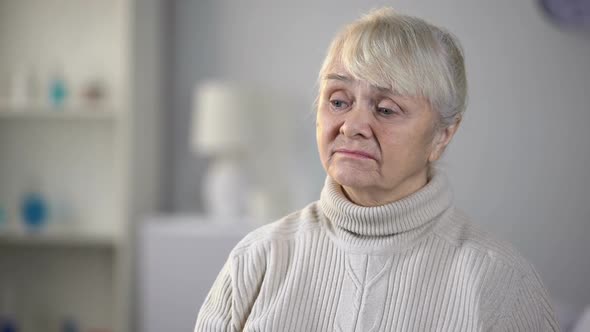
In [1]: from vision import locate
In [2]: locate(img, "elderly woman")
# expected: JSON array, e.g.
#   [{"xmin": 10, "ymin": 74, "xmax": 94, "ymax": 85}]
[{"xmin": 195, "ymin": 8, "xmax": 560, "ymax": 332}]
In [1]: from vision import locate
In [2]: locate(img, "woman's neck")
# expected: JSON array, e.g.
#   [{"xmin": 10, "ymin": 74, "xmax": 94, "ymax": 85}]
[{"xmin": 341, "ymin": 169, "xmax": 429, "ymax": 207}]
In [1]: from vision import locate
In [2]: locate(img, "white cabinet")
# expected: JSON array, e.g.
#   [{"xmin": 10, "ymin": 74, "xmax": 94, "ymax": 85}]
[
  {"xmin": 138, "ymin": 216, "xmax": 252, "ymax": 332},
  {"xmin": 0, "ymin": 1, "xmax": 162, "ymax": 331}
]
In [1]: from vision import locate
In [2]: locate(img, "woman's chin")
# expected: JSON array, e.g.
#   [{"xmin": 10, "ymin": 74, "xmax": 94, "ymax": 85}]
[{"xmin": 329, "ymin": 167, "xmax": 377, "ymax": 189}]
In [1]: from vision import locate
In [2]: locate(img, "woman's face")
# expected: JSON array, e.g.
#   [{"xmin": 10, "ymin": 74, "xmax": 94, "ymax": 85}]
[{"xmin": 316, "ymin": 64, "xmax": 455, "ymax": 206}]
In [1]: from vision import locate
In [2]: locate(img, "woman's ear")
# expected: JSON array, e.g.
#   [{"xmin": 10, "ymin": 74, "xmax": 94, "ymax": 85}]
[{"xmin": 428, "ymin": 117, "xmax": 462, "ymax": 162}]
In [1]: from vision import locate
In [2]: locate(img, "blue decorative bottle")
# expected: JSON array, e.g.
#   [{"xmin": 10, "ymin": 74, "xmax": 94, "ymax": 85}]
[
  {"xmin": 48, "ymin": 65, "xmax": 68, "ymax": 108},
  {"xmin": 21, "ymin": 192, "xmax": 49, "ymax": 231},
  {"xmin": 49, "ymin": 77, "xmax": 67, "ymax": 108}
]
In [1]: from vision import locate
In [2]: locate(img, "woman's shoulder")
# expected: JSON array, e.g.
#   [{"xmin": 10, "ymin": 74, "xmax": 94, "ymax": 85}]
[
  {"xmin": 229, "ymin": 201, "xmax": 323, "ymax": 257},
  {"xmin": 434, "ymin": 208, "xmax": 537, "ymax": 275},
  {"xmin": 434, "ymin": 209, "xmax": 560, "ymax": 330}
]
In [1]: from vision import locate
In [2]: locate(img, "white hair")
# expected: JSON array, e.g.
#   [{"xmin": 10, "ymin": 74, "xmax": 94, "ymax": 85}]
[{"xmin": 318, "ymin": 8, "xmax": 468, "ymax": 128}]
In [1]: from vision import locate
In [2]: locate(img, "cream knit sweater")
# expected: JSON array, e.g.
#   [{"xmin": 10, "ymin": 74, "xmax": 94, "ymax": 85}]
[{"xmin": 195, "ymin": 172, "xmax": 560, "ymax": 331}]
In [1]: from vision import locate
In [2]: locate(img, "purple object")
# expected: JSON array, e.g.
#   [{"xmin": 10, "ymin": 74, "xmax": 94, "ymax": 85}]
[
  {"xmin": 540, "ymin": 0, "xmax": 590, "ymax": 26},
  {"xmin": 0, "ymin": 316, "xmax": 18, "ymax": 332},
  {"xmin": 62, "ymin": 318, "xmax": 79, "ymax": 332}
]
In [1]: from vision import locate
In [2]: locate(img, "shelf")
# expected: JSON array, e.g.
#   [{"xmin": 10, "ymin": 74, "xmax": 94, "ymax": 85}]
[
  {"xmin": 0, "ymin": 229, "xmax": 119, "ymax": 248},
  {"xmin": 0, "ymin": 104, "xmax": 119, "ymax": 121}
]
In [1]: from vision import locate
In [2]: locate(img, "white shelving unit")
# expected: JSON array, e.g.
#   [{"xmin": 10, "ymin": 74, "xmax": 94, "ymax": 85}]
[
  {"xmin": 0, "ymin": 106, "xmax": 119, "ymax": 121},
  {"xmin": 0, "ymin": 229, "xmax": 119, "ymax": 248},
  {"xmin": 0, "ymin": 1, "xmax": 162, "ymax": 331}
]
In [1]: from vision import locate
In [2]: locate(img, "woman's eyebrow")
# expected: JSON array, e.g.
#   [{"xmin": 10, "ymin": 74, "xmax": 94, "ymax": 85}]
[
  {"xmin": 374, "ymin": 85, "xmax": 394, "ymax": 94},
  {"xmin": 324, "ymin": 73, "xmax": 352, "ymax": 82},
  {"xmin": 324, "ymin": 74, "xmax": 393, "ymax": 92},
  {"xmin": 323, "ymin": 74, "xmax": 399, "ymax": 97}
]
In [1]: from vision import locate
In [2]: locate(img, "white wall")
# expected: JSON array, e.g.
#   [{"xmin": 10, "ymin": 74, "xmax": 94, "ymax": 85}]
[{"xmin": 167, "ymin": 0, "xmax": 590, "ymax": 309}]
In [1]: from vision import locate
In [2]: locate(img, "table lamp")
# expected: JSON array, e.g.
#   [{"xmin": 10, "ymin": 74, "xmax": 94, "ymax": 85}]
[{"xmin": 191, "ymin": 81, "xmax": 254, "ymax": 220}]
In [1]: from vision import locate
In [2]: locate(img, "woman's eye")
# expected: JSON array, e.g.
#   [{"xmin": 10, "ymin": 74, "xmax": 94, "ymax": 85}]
[
  {"xmin": 330, "ymin": 99, "xmax": 349, "ymax": 110},
  {"xmin": 377, "ymin": 102, "xmax": 402, "ymax": 116},
  {"xmin": 377, "ymin": 107, "xmax": 396, "ymax": 115}
]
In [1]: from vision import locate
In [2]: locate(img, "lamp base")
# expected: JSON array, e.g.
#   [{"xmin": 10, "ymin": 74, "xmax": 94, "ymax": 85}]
[{"xmin": 203, "ymin": 157, "xmax": 248, "ymax": 221}]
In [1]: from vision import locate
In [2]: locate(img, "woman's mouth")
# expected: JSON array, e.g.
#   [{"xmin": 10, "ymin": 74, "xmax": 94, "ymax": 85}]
[{"xmin": 334, "ymin": 149, "xmax": 376, "ymax": 160}]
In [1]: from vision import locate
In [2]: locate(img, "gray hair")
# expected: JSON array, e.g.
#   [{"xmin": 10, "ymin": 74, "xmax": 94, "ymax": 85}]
[{"xmin": 318, "ymin": 8, "xmax": 467, "ymax": 128}]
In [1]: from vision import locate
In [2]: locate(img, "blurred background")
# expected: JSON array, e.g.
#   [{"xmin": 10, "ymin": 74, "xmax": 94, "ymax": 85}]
[{"xmin": 0, "ymin": 0, "xmax": 588, "ymax": 331}]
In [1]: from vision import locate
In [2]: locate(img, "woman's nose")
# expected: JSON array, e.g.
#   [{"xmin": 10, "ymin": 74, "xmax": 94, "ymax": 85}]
[{"xmin": 340, "ymin": 104, "xmax": 373, "ymax": 138}]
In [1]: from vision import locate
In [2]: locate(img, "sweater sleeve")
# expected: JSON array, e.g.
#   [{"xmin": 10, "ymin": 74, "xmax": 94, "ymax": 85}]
[
  {"xmin": 493, "ymin": 269, "xmax": 561, "ymax": 332},
  {"xmin": 194, "ymin": 242, "xmax": 267, "ymax": 332},
  {"xmin": 194, "ymin": 260, "xmax": 235, "ymax": 332}
]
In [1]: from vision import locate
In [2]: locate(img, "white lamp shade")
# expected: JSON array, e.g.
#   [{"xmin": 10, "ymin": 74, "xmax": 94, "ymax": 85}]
[{"xmin": 192, "ymin": 81, "xmax": 255, "ymax": 155}]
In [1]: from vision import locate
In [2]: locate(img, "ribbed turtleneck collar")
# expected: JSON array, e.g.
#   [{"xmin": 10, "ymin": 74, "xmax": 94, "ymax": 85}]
[{"xmin": 319, "ymin": 171, "xmax": 453, "ymax": 251}]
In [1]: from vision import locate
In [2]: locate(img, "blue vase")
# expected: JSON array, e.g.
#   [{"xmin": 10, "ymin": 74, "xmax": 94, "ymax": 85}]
[{"xmin": 21, "ymin": 192, "xmax": 49, "ymax": 230}]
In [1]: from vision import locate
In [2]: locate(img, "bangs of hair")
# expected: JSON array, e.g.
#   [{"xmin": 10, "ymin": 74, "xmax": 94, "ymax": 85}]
[{"xmin": 319, "ymin": 9, "xmax": 463, "ymax": 120}]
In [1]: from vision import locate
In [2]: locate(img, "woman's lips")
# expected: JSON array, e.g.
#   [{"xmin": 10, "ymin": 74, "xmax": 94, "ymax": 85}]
[{"xmin": 334, "ymin": 149, "xmax": 376, "ymax": 160}]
